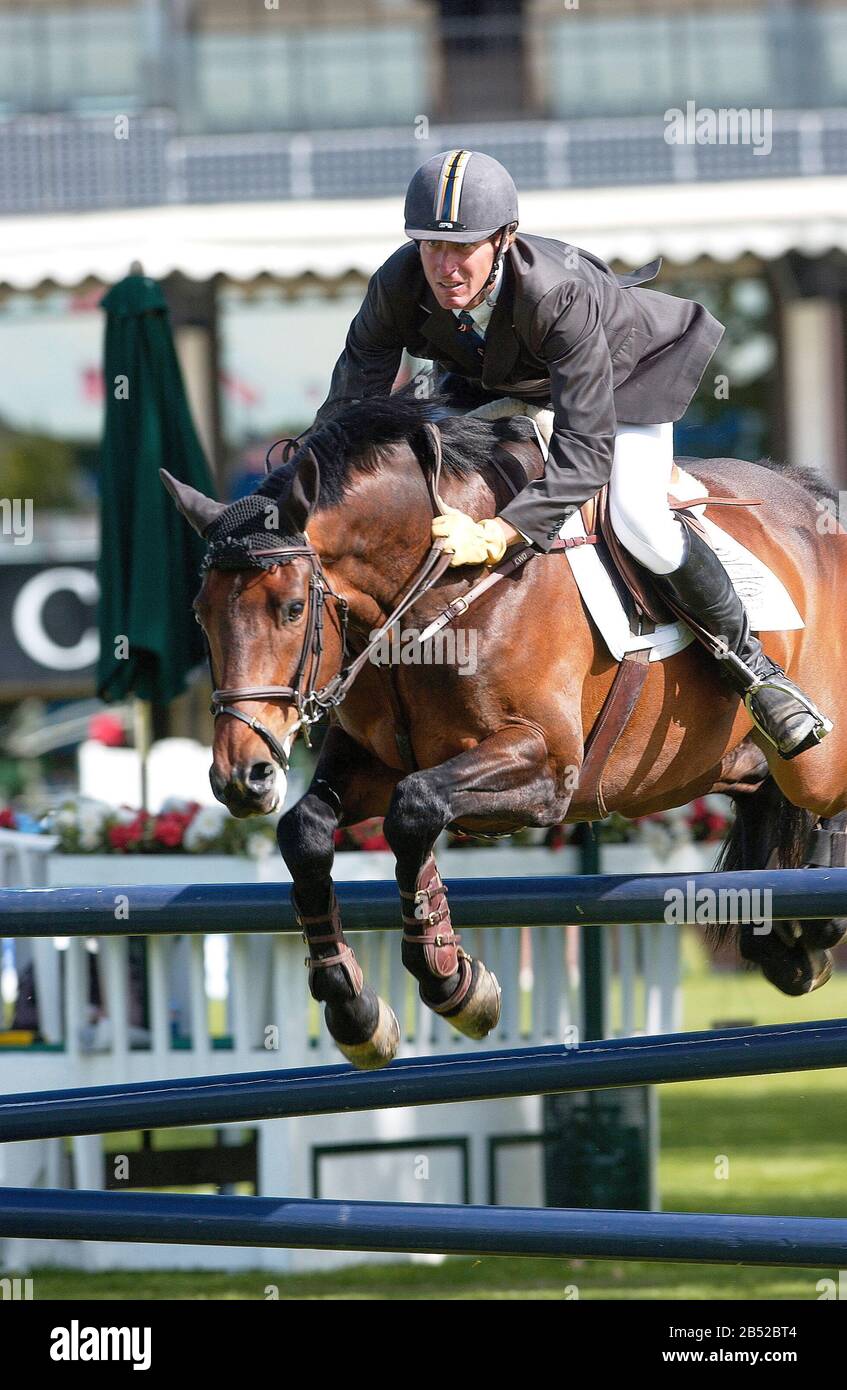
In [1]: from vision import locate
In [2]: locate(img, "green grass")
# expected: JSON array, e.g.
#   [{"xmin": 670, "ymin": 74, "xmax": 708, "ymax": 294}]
[
  {"xmin": 23, "ymin": 930, "xmax": 847, "ymax": 1299},
  {"xmin": 23, "ymin": 1259, "xmax": 828, "ymax": 1301}
]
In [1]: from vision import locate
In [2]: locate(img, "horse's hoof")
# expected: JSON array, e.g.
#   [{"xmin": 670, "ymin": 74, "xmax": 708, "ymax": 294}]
[
  {"xmin": 438, "ymin": 956, "xmax": 502, "ymax": 1040},
  {"xmin": 333, "ymin": 996, "xmax": 400, "ymax": 1070},
  {"xmin": 761, "ymin": 946, "xmax": 832, "ymax": 996},
  {"xmin": 797, "ymin": 916, "xmax": 847, "ymax": 951}
]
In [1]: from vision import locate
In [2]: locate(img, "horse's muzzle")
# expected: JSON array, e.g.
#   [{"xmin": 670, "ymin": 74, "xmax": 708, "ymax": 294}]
[{"xmin": 210, "ymin": 760, "xmax": 283, "ymax": 819}]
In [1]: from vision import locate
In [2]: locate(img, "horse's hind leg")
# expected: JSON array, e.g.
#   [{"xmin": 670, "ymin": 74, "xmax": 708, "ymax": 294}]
[
  {"xmin": 383, "ymin": 724, "xmax": 568, "ymax": 1041},
  {"xmin": 277, "ymin": 725, "xmax": 401, "ymax": 1069},
  {"xmin": 719, "ymin": 772, "xmax": 846, "ymax": 994},
  {"xmin": 781, "ymin": 810, "xmax": 847, "ymax": 966}
]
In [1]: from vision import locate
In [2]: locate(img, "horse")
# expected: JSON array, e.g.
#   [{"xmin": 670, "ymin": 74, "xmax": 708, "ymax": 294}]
[{"xmin": 162, "ymin": 395, "xmax": 847, "ymax": 1070}]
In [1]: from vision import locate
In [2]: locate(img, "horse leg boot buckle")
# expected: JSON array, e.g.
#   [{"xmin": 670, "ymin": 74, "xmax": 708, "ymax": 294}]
[
  {"xmin": 294, "ymin": 893, "xmax": 364, "ymax": 1000},
  {"xmin": 400, "ymin": 857, "xmax": 460, "ymax": 980}
]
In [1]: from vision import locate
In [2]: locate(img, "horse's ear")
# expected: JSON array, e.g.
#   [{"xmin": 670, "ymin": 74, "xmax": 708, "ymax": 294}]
[
  {"xmin": 159, "ymin": 469, "xmax": 226, "ymax": 536},
  {"xmin": 286, "ymin": 448, "xmax": 320, "ymax": 535},
  {"xmin": 418, "ymin": 421, "xmax": 446, "ymax": 514},
  {"xmin": 418, "ymin": 421, "xmax": 442, "ymax": 471}
]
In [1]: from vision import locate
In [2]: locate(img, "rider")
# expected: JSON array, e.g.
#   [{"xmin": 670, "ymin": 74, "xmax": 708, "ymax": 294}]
[{"xmin": 315, "ymin": 148, "xmax": 831, "ymax": 760}]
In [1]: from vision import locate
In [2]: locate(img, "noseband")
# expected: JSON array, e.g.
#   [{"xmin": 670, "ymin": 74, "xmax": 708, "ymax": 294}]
[{"xmin": 207, "ymin": 538, "xmax": 453, "ymax": 775}]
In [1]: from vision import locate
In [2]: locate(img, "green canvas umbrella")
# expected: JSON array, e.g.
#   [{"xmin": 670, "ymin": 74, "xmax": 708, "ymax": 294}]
[{"xmin": 96, "ymin": 273, "xmax": 215, "ymax": 793}]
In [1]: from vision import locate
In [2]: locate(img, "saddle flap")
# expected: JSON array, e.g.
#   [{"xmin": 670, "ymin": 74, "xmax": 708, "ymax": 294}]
[{"xmin": 594, "ymin": 484, "xmax": 675, "ymax": 626}]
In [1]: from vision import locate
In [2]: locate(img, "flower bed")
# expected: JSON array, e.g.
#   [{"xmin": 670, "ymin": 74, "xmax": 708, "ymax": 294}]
[
  {"xmin": 8, "ymin": 798, "xmax": 278, "ymax": 858},
  {"xmin": 1, "ymin": 794, "xmax": 732, "ymax": 857},
  {"xmin": 337, "ymin": 796, "xmax": 732, "ymax": 854}
]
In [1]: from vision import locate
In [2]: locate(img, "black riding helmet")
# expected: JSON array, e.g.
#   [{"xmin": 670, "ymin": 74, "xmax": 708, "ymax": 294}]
[{"xmin": 404, "ymin": 149, "xmax": 519, "ymax": 294}]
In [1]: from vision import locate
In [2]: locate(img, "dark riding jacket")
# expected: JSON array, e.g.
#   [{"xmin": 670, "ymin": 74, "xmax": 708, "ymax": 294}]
[{"xmin": 315, "ymin": 234, "xmax": 725, "ymax": 551}]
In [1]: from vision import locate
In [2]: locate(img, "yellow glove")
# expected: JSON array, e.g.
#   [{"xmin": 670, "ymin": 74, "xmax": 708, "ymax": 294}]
[
  {"xmin": 431, "ymin": 510, "xmax": 511, "ymax": 567},
  {"xmin": 431, "ymin": 509, "xmax": 489, "ymax": 566},
  {"xmin": 479, "ymin": 519, "xmax": 508, "ymax": 565}
]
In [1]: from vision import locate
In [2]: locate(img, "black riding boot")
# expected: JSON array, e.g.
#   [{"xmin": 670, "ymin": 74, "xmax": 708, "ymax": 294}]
[{"xmin": 653, "ymin": 524, "xmax": 832, "ymax": 759}]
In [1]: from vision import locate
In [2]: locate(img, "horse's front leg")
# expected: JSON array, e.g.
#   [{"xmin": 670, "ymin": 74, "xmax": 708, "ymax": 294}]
[
  {"xmin": 383, "ymin": 724, "xmax": 569, "ymax": 1040},
  {"xmin": 277, "ymin": 723, "xmax": 400, "ymax": 1068}
]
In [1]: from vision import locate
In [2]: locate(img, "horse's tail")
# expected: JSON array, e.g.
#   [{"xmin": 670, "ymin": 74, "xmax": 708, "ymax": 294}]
[{"xmin": 709, "ymin": 775, "xmax": 815, "ymax": 947}]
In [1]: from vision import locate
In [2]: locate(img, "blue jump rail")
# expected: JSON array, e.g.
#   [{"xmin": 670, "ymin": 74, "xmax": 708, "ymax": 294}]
[
  {"xmin": 3, "ymin": 865, "xmax": 847, "ymax": 935},
  {"xmin": 0, "ymin": 1187, "xmax": 844, "ymax": 1266},
  {"xmin": 1, "ymin": 1018, "xmax": 846, "ymax": 1143}
]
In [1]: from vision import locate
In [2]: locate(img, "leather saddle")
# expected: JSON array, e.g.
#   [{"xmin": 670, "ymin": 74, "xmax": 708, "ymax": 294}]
[
  {"xmin": 492, "ymin": 440, "xmax": 717, "ymax": 636},
  {"xmin": 579, "ymin": 471, "xmax": 711, "ymax": 633}
]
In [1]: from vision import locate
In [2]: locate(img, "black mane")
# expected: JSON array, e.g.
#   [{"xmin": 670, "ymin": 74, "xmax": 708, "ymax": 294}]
[
  {"xmin": 764, "ymin": 458, "xmax": 839, "ymax": 506},
  {"xmin": 252, "ymin": 392, "xmax": 839, "ymax": 521},
  {"xmin": 255, "ymin": 394, "xmax": 538, "ymax": 512}
]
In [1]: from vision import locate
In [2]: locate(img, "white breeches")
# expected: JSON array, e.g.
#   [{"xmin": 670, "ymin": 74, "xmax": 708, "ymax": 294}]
[{"xmin": 608, "ymin": 422, "xmax": 685, "ymax": 575}]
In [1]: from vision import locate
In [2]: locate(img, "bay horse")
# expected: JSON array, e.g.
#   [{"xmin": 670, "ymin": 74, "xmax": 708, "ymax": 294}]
[{"xmin": 162, "ymin": 396, "xmax": 847, "ymax": 1070}]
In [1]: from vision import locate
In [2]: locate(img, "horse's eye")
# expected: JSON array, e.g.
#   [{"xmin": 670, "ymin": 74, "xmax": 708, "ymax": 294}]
[{"xmin": 287, "ymin": 601, "xmax": 305, "ymax": 622}]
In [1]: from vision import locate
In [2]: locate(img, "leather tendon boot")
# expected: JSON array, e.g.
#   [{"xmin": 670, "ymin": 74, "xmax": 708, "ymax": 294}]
[{"xmin": 653, "ymin": 523, "xmax": 832, "ymax": 759}]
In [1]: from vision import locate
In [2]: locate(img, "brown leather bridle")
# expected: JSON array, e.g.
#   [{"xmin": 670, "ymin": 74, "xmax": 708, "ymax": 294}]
[
  {"xmin": 204, "ymin": 419, "xmax": 532, "ymax": 774},
  {"xmin": 206, "ymin": 537, "xmax": 453, "ymax": 775},
  {"xmin": 206, "ymin": 542, "xmax": 348, "ymax": 774}
]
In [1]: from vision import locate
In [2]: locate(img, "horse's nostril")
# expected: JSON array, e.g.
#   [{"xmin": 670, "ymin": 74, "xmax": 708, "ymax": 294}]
[{"xmin": 246, "ymin": 761, "xmax": 275, "ymax": 789}]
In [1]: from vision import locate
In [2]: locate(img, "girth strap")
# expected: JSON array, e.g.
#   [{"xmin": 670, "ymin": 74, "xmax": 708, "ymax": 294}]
[{"xmin": 576, "ymin": 648, "xmax": 651, "ymax": 819}]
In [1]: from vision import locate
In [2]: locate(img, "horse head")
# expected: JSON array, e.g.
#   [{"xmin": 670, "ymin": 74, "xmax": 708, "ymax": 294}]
[
  {"xmin": 161, "ymin": 452, "xmax": 347, "ymax": 818},
  {"xmin": 160, "ymin": 400, "xmax": 507, "ymax": 819}
]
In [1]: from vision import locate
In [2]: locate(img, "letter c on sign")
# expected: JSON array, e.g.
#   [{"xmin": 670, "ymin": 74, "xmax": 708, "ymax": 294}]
[{"xmin": 11, "ymin": 567, "xmax": 99, "ymax": 671}]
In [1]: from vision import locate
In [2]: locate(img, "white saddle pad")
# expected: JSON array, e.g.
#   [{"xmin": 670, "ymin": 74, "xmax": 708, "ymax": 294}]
[{"xmin": 561, "ymin": 467, "xmax": 804, "ymax": 664}]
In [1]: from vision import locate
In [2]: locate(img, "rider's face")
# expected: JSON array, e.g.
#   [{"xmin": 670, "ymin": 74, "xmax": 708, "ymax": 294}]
[{"xmin": 418, "ymin": 235, "xmax": 500, "ymax": 311}]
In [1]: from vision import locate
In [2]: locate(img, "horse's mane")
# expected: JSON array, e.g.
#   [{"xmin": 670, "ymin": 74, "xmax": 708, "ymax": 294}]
[
  {"xmin": 253, "ymin": 390, "xmax": 839, "ymax": 519},
  {"xmin": 759, "ymin": 458, "xmax": 839, "ymax": 506},
  {"xmin": 255, "ymin": 393, "xmax": 538, "ymax": 513}
]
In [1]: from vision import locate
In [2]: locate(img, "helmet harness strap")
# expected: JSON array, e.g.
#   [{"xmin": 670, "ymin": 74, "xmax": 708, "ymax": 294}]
[{"xmin": 484, "ymin": 223, "xmax": 515, "ymax": 305}]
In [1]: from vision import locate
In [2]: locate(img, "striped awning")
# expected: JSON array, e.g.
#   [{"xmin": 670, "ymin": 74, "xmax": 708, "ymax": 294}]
[{"xmin": 2, "ymin": 175, "xmax": 846, "ymax": 289}]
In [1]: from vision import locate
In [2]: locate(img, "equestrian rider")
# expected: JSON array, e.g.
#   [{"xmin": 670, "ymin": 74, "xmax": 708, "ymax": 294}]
[{"xmin": 316, "ymin": 148, "xmax": 831, "ymax": 760}]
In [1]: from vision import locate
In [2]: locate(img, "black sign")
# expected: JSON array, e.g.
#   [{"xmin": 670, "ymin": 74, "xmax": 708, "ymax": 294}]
[{"xmin": 0, "ymin": 559, "xmax": 98, "ymax": 696}]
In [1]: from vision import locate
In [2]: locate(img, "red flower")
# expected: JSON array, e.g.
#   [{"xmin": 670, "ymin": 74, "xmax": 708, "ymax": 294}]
[
  {"xmin": 89, "ymin": 713, "xmax": 126, "ymax": 747},
  {"xmin": 687, "ymin": 797, "xmax": 729, "ymax": 841},
  {"xmin": 357, "ymin": 831, "xmax": 390, "ymax": 852},
  {"xmin": 107, "ymin": 813, "xmax": 149, "ymax": 851},
  {"xmin": 347, "ymin": 818, "xmax": 389, "ymax": 851},
  {"xmin": 0, "ymin": 808, "xmax": 17, "ymax": 829},
  {"xmin": 332, "ymin": 818, "xmax": 390, "ymax": 852},
  {"xmin": 153, "ymin": 814, "xmax": 186, "ymax": 848}
]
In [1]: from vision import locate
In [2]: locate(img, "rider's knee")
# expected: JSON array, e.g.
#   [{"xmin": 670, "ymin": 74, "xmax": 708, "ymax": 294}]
[{"xmin": 609, "ymin": 499, "xmax": 685, "ymax": 575}]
